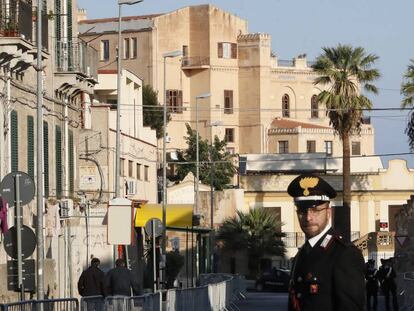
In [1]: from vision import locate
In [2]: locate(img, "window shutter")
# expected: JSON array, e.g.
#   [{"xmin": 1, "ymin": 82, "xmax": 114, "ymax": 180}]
[
  {"xmin": 10, "ymin": 110, "xmax": 18, "ymax": 172},
  {"xmin": 166, "ymin": 90, "xmax": 171, "ymax": 112},
  {"xmin": 67, "ymin": 0, "xmax": 73, "ymax": 39},
  {"xmin": 218, "ymin": 43, "xmax": 223, "ymax": 58},
  {"xmin": 55, "ymin": 125, "xmax": 62, "ymax": 198},
  {"xmin": 178, "ymin": 90, "xmax": 183, "ymax": 113},
  {"xmin": 55, "ymin": 0, "xmax": 61, "ymax": 41},
  {"xmin": 68, "ymin": 130, "xmax": 74, "ymax": 195},
  {"xmin": 27, "ymin": 116, "xmax": 34, "ymax": 180},
  {"xmin": 231, "ymin": 43, "xmax": 237, "ymax": 59},
  {"xmin": 44, "ymin": 121, "xmax": 49, "ymax": 197}
]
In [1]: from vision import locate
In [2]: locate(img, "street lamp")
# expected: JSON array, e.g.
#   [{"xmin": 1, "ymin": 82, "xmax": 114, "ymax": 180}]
[
  {"xmin": 115, "ymin": 0, "xmax": 144, "ymax": 198},
  {"xmin": 208, "ymin": 120, "xmax": 222, "ymax": 273},
  {"xmin": 115, "ymin": 0, "xmax": 143, "ymax": 269},
  {"xmin": 195, "ymin": 93, "xmax": 211, "ymax": 215},
  {"xmin": 161, "ymin": 50, "xmax": 182, "ymax": 288}
]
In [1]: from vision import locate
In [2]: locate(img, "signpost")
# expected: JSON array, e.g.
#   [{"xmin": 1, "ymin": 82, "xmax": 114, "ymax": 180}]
[
  {"xmin": 0, "ymin": 172, "xmax": 35, "ymax": 299},
  {"xmin": 145, "ymin": 218, "xmax": 162, "ymax": 292}
]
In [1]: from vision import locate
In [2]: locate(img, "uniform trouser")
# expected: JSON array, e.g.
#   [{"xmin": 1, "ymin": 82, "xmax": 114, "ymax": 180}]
[
  {"xmin": 382, "ymin": 283, "xmax": 399, "ymax": 311},
  {"xmin": 366, "ymin": 288, "xmax": 378, "ymax": 310}
]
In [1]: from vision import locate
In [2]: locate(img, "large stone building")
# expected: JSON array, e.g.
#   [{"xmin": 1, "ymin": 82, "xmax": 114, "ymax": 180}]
[
  {"xmin": 0, "ymin": 0, "xmax": 98, "ymax": 300},
  {"xmin": 78, "ymin": 4, "xmax": 374, "ymax": 159}
]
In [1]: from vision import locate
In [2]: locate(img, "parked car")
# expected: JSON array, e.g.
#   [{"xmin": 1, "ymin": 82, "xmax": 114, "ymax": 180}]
[{"xmin": 255, "ymin": 268, "xmax": 290, "ymax": 292}]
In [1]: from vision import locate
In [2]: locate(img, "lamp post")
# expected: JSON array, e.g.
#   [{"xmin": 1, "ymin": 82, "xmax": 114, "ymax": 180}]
[
  {"xmin": 115, "ymin": 0, "xmax": 143, "ymax": 269},
  {"xmin": 209, "ymin": 120, "xmax": 222, "ymax": 272},
  {"xmin": 161, "ymin": 50, "xmax": 182, "ymax": 288},
  {"xmin": 195, "ymin": 93, "xmax": 211, "ymax": 216},
  {"xmin": 115, "ymin": 0, "xmax": 143, "ymax": 198}
]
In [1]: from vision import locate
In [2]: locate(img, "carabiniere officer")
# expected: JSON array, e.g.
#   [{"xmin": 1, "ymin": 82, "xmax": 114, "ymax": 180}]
[{"xmin": 287, "ymin": 174, "xmax": 365, "ymax": 311}]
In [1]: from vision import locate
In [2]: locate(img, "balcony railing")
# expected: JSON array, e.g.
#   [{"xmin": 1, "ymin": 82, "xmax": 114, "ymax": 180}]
[
  {"xmin": 0, "ymin": 0, "xmax": 48, "ymax": 49},
  {"xmin": 277, "ymin": 59, "xmax": 316, "ymax": 68},
  {"xmin": 282, "ymin": 232, "xmax": 305, "ymax": 248},
  {"xmin": 55, "ymin": 39, "xmax": 98, "ymax": 79},
  {"xmin": 181, "ymin": 56, "xmax": 210, "ymax": 68}
]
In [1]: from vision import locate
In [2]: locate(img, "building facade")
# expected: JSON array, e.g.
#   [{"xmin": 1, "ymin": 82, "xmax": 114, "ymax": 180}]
[
  {"xmin": 79, "ymin": 5, "xmax": 374, "ymax": 159},
  {"xmin": 0, "ymin": 0, "xmax": 98, "ymax": 301}
]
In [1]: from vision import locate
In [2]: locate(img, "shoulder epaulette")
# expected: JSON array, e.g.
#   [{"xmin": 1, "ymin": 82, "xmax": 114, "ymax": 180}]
[{"xmin": 320, "ymin": 234, "xmax": 334, "ymax": 250}]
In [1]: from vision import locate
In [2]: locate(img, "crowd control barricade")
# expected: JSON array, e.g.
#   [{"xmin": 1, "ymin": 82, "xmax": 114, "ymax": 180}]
[
  {"xmin": 129, "ymin": 292, "xmax": 162, "ymax": 311},
  {"xmin": 34, "ymin": 298, "xmax": 79, "ymax": 311},
  {"xmin": 105, "ymin": 296, "xmax": 129, "ymax": 311},
  {"xmin": 80, "ymin": 295, "xmax": 105, "ymax": 311},
  {"xmin": 0, "ymin": 300, "xmax": 34, "ymax": 311}
]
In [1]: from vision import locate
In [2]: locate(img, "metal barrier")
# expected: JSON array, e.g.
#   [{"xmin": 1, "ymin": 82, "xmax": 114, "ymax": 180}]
[
  {"xmin": 1, "ymin": 298, "xmax": 78, "ymax": 311},
  {"xmin": 1, "ymin": 274, "xmax": 246, "ymax": 311},
  {"xmin": 0, "ymin": 300, "xmax": 34, "ymax": 311},
  {"xmin": 80, "ymin": 296, "xmax": 105, "ymax": 311}
]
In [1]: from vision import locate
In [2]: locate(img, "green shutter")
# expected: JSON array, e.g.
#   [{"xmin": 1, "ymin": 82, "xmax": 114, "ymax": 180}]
[
  {"xmin": 68, "ymin": 130, "xmax": 74, "ymax": 195},
  {"xmin": 43, "ymin": 121, "xmax": 49, "ymax": 198},
  {"xmin": 10, "ymin": 110, "xmax": 18, "ymax": 172},
  {"xmin": 55, "ymin": 0, "xmax": 61, "ymax": 41},
  {"xmin": 55, "ymin": 125, "xmax": 62, "ymax": 198},
  {"xmin": 27, "ymin": 116, "xmax": 34, "ymax": 180},
  {"xmin": 67, "ymin": 0, "xmax": 73, "ymax": 39}
]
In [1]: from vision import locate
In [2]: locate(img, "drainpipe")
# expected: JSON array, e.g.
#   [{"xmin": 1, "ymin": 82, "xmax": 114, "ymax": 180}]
[
  {"xmin": 63, "ymin": 97, "xmax": 69, "ymax": 198},
  {"xmin": 5, "ymin": 65, "xmax": 11, "ymax": 175}
]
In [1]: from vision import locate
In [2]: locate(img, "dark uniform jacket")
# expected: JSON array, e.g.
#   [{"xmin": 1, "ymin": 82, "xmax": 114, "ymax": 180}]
[
  {"xmin": 77, "ymin": 266, "xmax": 106, "ymax": 297},
  {"xmin": 106, "ymin": 267, "xmax": 140, "ymax": 296},
  {"xmin": 288, "ymin": 228, "xmax": 365, "ymax": 311}
]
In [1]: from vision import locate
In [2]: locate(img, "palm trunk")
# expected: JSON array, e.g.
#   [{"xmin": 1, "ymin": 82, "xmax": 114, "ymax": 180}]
[{"xmin": 335, "ymin": 131, "xmax": 351, "ymax": 241}]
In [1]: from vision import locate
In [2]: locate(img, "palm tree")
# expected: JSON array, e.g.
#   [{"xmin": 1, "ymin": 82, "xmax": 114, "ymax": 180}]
[
  {"xmin": 217, "ymin": 208, "xmax": 286, "ymax": 277},
  {"xmin": 312, "ymin": 45, "xmax": 380, "ymax": 240},
  {"xmin": 401, "ymin": 59, "xmax": 414, "ymax": 149}
]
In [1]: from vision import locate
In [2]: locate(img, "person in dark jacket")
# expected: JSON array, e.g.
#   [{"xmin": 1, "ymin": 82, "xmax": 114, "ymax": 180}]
[
  {"xmin": 287, "ymin": 174, "xmax": 366, "ymax": 311},
  {"xmin": 78, "ymin": 257, "xmax": 106, "ymax": 296},
  {"xmin": 378, "ymin": 258, "xmax": 399, "ymax": 311},
  {"xmin": 106, "ymin": 258, "xmax": 140, "ymax": 296},
  {"xmin": 365, "ymin": 259, "xmax": 379, "ymax": 310}
]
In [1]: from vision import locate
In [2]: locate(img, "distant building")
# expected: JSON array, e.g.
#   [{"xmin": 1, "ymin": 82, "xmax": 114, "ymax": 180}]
[{"xmin": 79, "ymin": 4, "xmax": 374, "ymax": 161}]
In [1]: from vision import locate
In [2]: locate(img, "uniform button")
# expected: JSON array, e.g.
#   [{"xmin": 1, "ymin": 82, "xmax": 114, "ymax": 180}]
[
  {"xmin": 297, "ymin": 277, "xmax": 302, "ymax": 282},
  {"xmin": 297, "ymin": 293, "xmax": 302, "ymax": 298}
]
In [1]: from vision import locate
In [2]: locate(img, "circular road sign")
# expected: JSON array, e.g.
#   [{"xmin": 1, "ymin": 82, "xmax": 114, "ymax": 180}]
[
  {"xmin": 4, "ymin": 225, "xmax": 37, "ymax": 260},
  {"xmin": 0, "ymin": 171, "xmax": 35, "ymax": 207},
  {"xmin": 144, "ymin": 218, "xmax": 163, "ymax": 238}
]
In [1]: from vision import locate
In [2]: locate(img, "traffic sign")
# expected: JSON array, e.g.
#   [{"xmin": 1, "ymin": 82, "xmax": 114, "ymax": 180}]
[
  {"xmin": 7, "ymin": 259, "xmax": 35, "ymax": 275},
  {"xmin": 145, "ymin": 218, "xmax": 163, "ymax": 237},
  {"xmin": 4, "ymin": 226, "xmax": 36, "ymax": 259},
  {"xmin": 7, "ymin": 259, "xmax": 35, "ymax": 292},
  {"xmin": 0, "ymin": 172, "xmax": 35, "ymax": 207}
]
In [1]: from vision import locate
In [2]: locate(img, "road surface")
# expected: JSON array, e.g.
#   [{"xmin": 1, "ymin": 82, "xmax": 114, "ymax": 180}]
[{"xmin": 236, "ymin": 291, "xmax": 391, "ymax": 311}]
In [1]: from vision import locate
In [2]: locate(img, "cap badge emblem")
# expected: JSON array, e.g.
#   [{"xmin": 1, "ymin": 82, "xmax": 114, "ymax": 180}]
[{"xmin": 299, "ymin": 177, "xmax": 319, "ymax": 196}]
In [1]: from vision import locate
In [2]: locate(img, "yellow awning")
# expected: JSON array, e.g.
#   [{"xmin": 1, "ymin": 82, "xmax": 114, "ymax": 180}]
[{"xmin": 134, "ymin": 204, "xmax": 193, "ymax": 228}]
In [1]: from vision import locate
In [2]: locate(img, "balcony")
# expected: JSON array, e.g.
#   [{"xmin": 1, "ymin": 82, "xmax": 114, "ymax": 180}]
[
  {"xmin": 181, "ymin": 56, "xmax": 210, "ymax": 69},
  {"xmin": 0, "ymin": 0, "xmax": 48, "ymax": 49},
  {"xmin": 55, "ymin": 39, "xmax": 98, "ymax": 96}
]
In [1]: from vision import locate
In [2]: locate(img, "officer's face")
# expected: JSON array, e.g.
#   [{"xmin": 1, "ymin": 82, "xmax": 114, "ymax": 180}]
[{"xmin": 297, "ymin": 202, "xmax": 331, "ymax": 238}]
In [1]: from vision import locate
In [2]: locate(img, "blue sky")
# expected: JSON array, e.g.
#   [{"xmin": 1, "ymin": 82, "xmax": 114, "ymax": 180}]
[{"xmin": 77, "ymin": 0, "xmax": 414, "ymax": 167}]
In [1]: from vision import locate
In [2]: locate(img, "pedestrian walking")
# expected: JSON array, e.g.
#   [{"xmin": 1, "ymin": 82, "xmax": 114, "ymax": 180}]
[
  {"xmin": 378, "ymin": 258, "xmax": 399, "ymax": 311},
  {"xmin": 78, "ymin": 257, "xmax": 106, "ymax": 297},
  {"xmin": 106, "ymin": 258, "xmax": 140, "ymax": 296},
  {"xmin": 365, "ymin": 259, "xmax": 379, "ymax": 310},
  {"xmin": 287, "ymin": 174, "xmax": 365, "ymax": 311}
]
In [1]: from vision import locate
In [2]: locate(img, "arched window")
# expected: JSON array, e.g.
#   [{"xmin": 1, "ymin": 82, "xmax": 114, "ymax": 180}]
[
  {"xmin": 311, "ymin": 95, "xmax": 318, "ymax": 118},
  {"xmin": 282, "ymin": 94, "xmax": 290, "ymax": 117}
]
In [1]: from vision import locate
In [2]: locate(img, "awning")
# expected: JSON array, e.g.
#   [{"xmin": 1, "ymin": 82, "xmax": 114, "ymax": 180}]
[{"xmin": 134, "ymin": 204, "xmax": 193, "ymax": 228}]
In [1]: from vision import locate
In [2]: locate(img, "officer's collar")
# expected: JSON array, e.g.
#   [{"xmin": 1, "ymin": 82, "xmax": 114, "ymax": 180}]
[{"xmin": 307, "ymin": 224, "xmax": 331, "ymax": 247}]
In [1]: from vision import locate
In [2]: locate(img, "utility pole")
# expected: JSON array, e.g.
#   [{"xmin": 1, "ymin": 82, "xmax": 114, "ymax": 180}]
[{"xmin": 36, "ymin": 0, "xmax": 45, "ymax": 300}]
